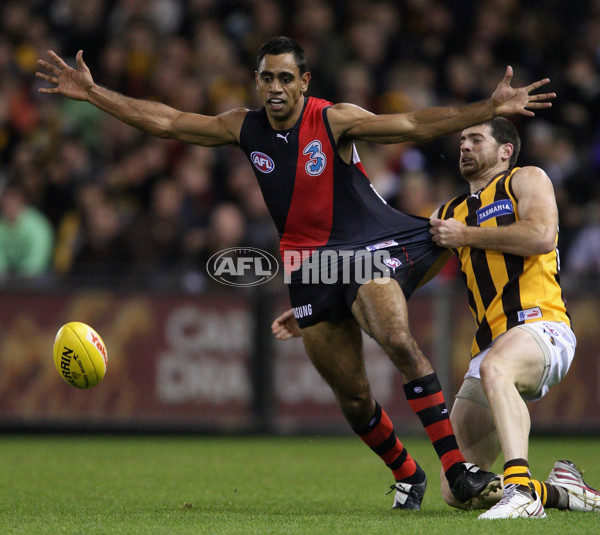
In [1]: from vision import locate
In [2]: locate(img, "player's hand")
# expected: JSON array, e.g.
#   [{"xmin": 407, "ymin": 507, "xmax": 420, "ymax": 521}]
[
  {"xmin": 430, "ymin": 218, "xmax": 469, "ymax": 249},
  {"xmin": 491, "ymin": 66, "xmax": 556, "ymax": 118},
  {"xmin": 36, "ymin": 50, "xmax": 94, "ymax": 101},
  {"xmin": 271, "ymin": 308, "xmax": 301, "ymax": 340}
]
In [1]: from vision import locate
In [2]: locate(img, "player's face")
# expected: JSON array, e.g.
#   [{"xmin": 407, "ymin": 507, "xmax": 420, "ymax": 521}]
[
  {"xmin": 459, "ymin": 124, "xmax": 505, "ymax": 179},
  {"xmin": 255, "ymin": 53, "xmax": 311, "ymax": 129}
]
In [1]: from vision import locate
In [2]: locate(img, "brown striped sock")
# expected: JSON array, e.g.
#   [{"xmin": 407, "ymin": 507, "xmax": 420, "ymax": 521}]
[
  {"xmin": 531, "ymin": 479, "xmax": 569, "ymax": 508},
  {"xmin": 503, "ymin": 458, "xmax": 533, "ymax": 492}
]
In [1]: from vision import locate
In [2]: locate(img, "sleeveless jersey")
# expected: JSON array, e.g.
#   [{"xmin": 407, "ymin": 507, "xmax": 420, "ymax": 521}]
[
  {"xmin": 437, "ymin": 168, "xmax": 570, "ymax": 357},
  {"xmin": 238, "ymin": 97, "xmax": 433, "ymax": 259}
]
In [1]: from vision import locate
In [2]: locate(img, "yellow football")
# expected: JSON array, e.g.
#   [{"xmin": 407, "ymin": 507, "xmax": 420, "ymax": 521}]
[{"xmin": 53, "ymin": 322, "xmax": 108, "ymax": 388}]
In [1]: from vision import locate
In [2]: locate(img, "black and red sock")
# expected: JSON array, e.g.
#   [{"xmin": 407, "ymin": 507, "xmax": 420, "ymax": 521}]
[
  {"xmin": 354, "ymin": 402, "xmax": 422, "ymax": 482},
  {"xmin": 404, "ymin": 373, "xmax": 465, "ymax": 482}
]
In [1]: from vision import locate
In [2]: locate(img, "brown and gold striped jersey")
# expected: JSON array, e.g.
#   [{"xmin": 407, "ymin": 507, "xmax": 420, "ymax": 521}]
[{"xmin": 437, "ymin": 168, "xmax": 570, "ymax": 357}]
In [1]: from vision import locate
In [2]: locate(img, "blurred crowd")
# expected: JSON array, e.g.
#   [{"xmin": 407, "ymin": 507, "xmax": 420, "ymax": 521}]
[{"xmin": 1, "ymin": 0, "xmax": 599, "ymax": 290}]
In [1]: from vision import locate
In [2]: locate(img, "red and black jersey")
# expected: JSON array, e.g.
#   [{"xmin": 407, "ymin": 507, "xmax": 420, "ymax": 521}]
[{"xmin": 239, "ymin": 97, "xmax": 432, "ymax": 257}]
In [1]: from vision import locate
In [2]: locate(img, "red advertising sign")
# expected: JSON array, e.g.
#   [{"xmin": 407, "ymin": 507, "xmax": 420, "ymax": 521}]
[
  {"xmin": 0, "ymin": 289, "xmax": 597, "ymax": 433},
  {"xmin": 0, "ymin": 291, "xmax": 254, "ymax": 430}
]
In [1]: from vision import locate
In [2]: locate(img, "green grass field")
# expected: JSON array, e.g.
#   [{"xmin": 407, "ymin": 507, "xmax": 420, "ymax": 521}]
[{"xmin": 0, "ymin": 435, "xmax": 598, "ymax": 534}]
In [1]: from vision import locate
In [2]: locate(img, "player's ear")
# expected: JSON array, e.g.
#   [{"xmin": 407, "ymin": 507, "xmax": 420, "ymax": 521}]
[
  {"xmin": 301, "ymin": 71, "xmax": 311, "ymax": 93},
  {"xmin": 501, "ymin": 142, "xmax": 514, "ymax": 162},
  {"xmin": 254, "ymin": 70, "xmax": 259, "ymax": 89}
]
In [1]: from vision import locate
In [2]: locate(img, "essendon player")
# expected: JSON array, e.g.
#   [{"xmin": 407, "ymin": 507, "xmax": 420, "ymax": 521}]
[{"xmin": 37, "ymin": 36, "xmax": 556, "ymax": 510}]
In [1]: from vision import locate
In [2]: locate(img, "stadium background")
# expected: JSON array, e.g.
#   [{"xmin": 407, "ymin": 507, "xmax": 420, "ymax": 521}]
[{"xmin": 0, "ymin": 0, "xmax": 599, "ymax": 434}]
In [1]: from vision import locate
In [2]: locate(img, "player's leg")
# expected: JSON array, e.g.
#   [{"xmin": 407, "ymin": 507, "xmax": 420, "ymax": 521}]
[
  {"xmin": 351, "ymin": 278, "xmax": 499, "ymax": 504},
  {"xmin": 443, "ymin": 386, "xmax": 595, "ymax": 515},
  {"xmin": 478, "ymin": 328, "xmax": 545, "ymax": 461},
  {"xmin": 351, "ymin": 278, "xmax": 432, "ymax": 381},
  {"xmin": 479, "ymin": 323, "xmax": 596, "ymax": 515},
  {"xmin": 479, "ymin": 327, "xmax": 543, "ymax": 487},
  {"xmin": 440, "ymin": 391, "xmax": 503, "ymax": 510},
  {"xmin": 299, "ymin": 317, "xmax": 426, "ymax": 509},
  {"xmin": 477, "ymin": 327, "xmax": 548, "ymax": 519}
]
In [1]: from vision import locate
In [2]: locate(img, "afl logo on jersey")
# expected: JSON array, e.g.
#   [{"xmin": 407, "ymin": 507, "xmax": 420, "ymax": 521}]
[
  {"xmin": 383, "ymin": 257, "xmax": 402, "ymax": 272},
  {"xmin": 303, "ymin": 140, "xmax": 327, "ymax": 176},
  {"xmin": 251, "ymin": 151, "xmax": 275, "ymax": 173}
]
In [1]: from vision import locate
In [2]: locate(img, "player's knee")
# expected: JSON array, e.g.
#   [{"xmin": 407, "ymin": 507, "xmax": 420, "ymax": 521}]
[{"xmin": 479, "ymin": 356, "xmax": 506, "ymax": 391}]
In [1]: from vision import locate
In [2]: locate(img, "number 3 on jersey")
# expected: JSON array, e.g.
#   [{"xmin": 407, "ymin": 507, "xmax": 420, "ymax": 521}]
[{"xmin": 303, "ymin": 140, "xmax": 327, "ymax": 176}]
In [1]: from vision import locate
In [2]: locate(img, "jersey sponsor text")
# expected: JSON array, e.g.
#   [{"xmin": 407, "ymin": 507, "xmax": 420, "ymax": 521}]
[
  {"xmin": 293, "ymin": 304, "xmax": 313, "ymax": 319},
  {"xmin": 476, "ymin": 199, "xmax": 514, "ymax": 224}
]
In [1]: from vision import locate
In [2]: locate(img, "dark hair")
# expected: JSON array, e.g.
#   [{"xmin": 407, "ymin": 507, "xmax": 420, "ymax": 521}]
[
  {"xmin": 487, "ymin": 117, "xmax": 521, "ymax": 169},
  {"xmin": 256, "ymin": 36, "xmax": 306, "ymax": 75}
]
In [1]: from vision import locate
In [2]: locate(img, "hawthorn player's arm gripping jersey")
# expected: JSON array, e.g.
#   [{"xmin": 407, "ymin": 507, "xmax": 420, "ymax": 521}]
[
  {"xmin": 238, "ymin": 97, "xmax": 433, "ymax": 258},
  {"xmin": 436, "ymin": 168, "xmax": 571, "ymax": 357}
]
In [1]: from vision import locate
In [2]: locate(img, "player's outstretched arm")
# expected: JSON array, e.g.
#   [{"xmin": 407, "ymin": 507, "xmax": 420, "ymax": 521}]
[
  {"xmin": 330, "ymin": 66, "xmax": 555, "ymax": 144},
  {"xmin": 36, "ymin": 50, "xmax": 245, "ymax": 146}
]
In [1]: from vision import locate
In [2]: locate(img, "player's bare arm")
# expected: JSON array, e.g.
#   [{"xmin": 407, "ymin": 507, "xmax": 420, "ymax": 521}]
[
  {"xmin": 430, "ymin": 167, "xmax": 558, "ymax": 256},
  {"xmin": 36, "ymin": 50, "xmax": 245, "ymax": 146},
  {"xmin": 328, "ymin": 66, "xmax": 555, "ymax": 144}
]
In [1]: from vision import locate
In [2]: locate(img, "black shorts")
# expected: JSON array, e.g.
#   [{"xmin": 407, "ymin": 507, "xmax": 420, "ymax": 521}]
[{"xmin": 286, "ymin": 228, "xmax": 447, "ymax": 328}]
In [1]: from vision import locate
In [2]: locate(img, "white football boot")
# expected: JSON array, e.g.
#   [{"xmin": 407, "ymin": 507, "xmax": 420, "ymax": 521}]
[
  {"xmin": 478, "ymin": 484, "xmax": 546, "ymax": 519},
  {"xmin": 546, "ymin": 460, "xmax": 600, "ymax": 512}
]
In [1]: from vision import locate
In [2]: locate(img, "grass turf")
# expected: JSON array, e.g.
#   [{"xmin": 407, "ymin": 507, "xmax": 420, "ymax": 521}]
[{"xmin": 0, "ymin": 435, "xmax": 598, "ymax": 534}]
